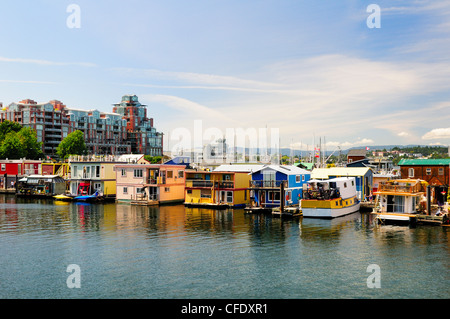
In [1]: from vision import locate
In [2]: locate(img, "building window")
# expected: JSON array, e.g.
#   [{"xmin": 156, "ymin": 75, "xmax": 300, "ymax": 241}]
[
  {"xmin": 439, "ymin": 167, "xmax": 444, "ymax": 175},
  {"xmin": 121, "ymin": 169, "xmax": 126, "ymax": 176},
  {"xmin": 296, "ymin": 175, "xmax": 300, "ymax": 183},
  {"xmin": 123, "ymin": 187, "xmax": 128, "ymax": 194},
  {"xmin": 178, "ymin": 170, "xmax": 184, "ymax": 178},
  {"xmin": 1, "ymin": 164, "xmax": 5, "ymax": 171},
  {"xmin": 134, "ymin": 169, "xmax": 143, "ymax": 178},
  {"xmin": 167, "ymin": 170, "xmax": 173, "ymax": 178},
  {"xmin": 426, "ymin": 168, "xmax": 431, "ymax": 175},
  {"xmin": 165, "ymin": 187, "xmax": 170, "ymax": 192},
  {"xmin": 187, "ymin": 189, "xmax": 192, "ymax": 194},
  {"xmin": 226, "ymin": 191, "xmax": 233, "ymax": 203},
  {"xmin": 408, "ymin": 168, "xmax": 414, "ymax": 177},
  {"xmin": 302, "ymin": 175, "xmax": 305, "ymax": 182}
]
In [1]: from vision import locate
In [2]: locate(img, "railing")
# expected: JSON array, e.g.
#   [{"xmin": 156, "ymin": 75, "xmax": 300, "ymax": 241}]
[
  {"xmin": 249, "ymin": 180, "xmax": 288, "ymax": 188},
  {"xmin": 378, "ymin": 183, "xmax": 422, "ymax": 193},
  {"xmin": 185, "ymin": 180, "xmax": 235, "ymax": 189}
]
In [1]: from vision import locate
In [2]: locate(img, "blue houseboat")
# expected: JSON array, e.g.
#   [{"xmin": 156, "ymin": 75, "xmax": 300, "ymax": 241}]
[{"xmin": 247, "ymin": 165, "xmax": 311, "ymax": 212}]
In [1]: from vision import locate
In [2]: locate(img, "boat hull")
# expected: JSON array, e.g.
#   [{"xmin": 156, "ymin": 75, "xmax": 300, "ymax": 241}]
[{"xmin": 302, "ymin": 202, "xmax": 360, "ymax": 218}]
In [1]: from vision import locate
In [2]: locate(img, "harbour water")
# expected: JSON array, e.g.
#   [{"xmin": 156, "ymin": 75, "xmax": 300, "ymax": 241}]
[{"xmin": 0, "ymin": 194, "xmax": 448, "ymax": 299}]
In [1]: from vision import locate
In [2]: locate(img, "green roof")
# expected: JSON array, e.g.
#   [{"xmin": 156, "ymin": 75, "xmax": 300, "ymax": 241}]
[{"xmin": 398, "ymin": 158, "xmax": 450, "ymax": 166}]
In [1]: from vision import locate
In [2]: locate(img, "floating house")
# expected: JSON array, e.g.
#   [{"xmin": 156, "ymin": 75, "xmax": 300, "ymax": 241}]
[
  {"xmin": 17, "ymin": 175, "xmax": 66, "ymax": 197},
  {"xmin": 398, "ymin": 159, "xmax": 450, "ymax": 206},
  {"xmin": 115, "ymin": 164, "xmax": 186, "ymax": 205},
  {"xmin": 0, "ymin": 159, "xmax": 42, "ymax": 189},
  {"xmin": 184, "ymin": 169, "xmax": 251, "ymax": 208},
  {"xmin": 311, "ymin": 167, "xmax": 373, "ymax": 201},
  {"xmin": 68, "ymin": 154, "xmax": 148, "ymax": 199},
  {"xmin": 247, "ymin": 165, "xmax": 311, "ymax": 210}
]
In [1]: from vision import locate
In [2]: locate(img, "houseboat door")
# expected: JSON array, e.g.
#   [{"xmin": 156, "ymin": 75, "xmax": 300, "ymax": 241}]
[{"xmin": 260, "ymin": 191, "xmax": 266, "ymax": 207}]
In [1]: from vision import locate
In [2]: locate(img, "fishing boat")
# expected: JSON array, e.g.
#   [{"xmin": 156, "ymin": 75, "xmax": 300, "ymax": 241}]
[
  {"xmin": 73, "ymin": 190, "xmax": 103, "ymax": 202},
  {"xmin": 53, "ymin": 194, "xmax": 73, "ymax": 201},
  {"xmin": 372, "ymin": 179, "xmax": 425, "ymax": 225},
  {"xmin": 301, "ymin": 177, "xmax": 360, "ymax": 218}
]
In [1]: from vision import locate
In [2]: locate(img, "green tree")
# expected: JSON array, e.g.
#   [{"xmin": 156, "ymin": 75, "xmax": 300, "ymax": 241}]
[
  {"xmin": 0, "ymin": 120, "xmax": 22, "ymax": 141},
  {"xmin": 0, "ymin": 131, "xmax": 25, "ymax": 159},
  {"xmin": 56, "ymin": 130, "xmax": 87, "ymax": 160},
  {"xmin": 17, "ymin": 127, "xmax": 43, "ymax": 159}
]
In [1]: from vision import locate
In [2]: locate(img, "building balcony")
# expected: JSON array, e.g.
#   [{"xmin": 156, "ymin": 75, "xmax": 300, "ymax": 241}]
[{"xmin": 249, "ymin": 180, "xmax": 288, "ymax": 189}]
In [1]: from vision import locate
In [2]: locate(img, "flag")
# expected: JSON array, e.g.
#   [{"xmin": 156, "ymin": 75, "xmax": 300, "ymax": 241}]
[
  {"xmin": 314, "ymin": 148, "xmax": 320, "ymax": 158},
  {"xmin": 365, "ymin": 146, "xmax": 370, "ymax": 151}
]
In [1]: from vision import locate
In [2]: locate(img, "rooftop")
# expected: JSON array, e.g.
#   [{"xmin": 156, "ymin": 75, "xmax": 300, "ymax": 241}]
[{"xmin": 398, "ymin": 159, "xmax": 450, "ymax": 166}]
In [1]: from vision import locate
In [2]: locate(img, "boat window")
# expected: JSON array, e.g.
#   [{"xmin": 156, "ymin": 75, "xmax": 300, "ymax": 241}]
[
  {"xmin": 329, "ymin": 182, "xmax": 336, "ymax": 189},
  {"xmin": 344, "ymin": 182, "xmax": 347, "ymax": 188}
]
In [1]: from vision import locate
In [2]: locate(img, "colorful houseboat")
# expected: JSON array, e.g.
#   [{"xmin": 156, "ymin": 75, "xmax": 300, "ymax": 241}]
[
  {"xmin": 301, "ymin": 177, "xmax": 360, "ymax": 218},
  {"xmin": 246, "ymin": 165, "xmax": 311, "ymax": 213},
  {"xmin": 68, "ymin": 154, "xmax": 148, "ymax": 200},
  {"xmin": 372, "ymin": 179, "xmax": 425, "ymax": 224},
  {"xmin": 184, "ymin": 170, "xmax": 251, "ymax": 208},
  {"xmin": 115, "ymin": 164, "xmax": 186, "ymax": 205}
]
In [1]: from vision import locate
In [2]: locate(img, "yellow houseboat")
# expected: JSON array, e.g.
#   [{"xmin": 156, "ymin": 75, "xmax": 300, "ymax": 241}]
[{"xmin": 301, "ymin": 177, "xmax": 360, "ymax": 218}]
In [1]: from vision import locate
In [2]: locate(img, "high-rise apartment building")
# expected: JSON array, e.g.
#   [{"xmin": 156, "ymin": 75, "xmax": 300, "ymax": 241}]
[{"xmin": 0, "ymin": 95, "xmax": 163, "ymax": 158}]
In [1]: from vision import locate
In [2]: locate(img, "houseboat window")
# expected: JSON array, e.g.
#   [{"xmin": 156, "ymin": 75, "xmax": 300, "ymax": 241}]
[
  {"xmin": 302, "ymin": 175, "xmax": 305, "ymax": 182},
  {"xmin": 165, "ymin": 187, "xmax": 170, "ymax": 192},
  {"xmin": 96, "ymin": 166, "xmax": 100, "ymax": 178},
  {"xmin": 187, "ymin": 189, "xmax": 192, "ymax": 194},
  {"xmin": 409, "ymin": 168, "xmax": 414, "ymax": 177},
  {"xmin": 121, "ymin": 169, "xmax": 126, "ymax": 176},
  {"xmin": 178, "ymin": 171, "xmax": 184, "ymax": 178},
  {"xmin": 439, "ymin": 168, "xmax": 444, "ymax": 175},
  {"xmin": 344, "ymin": 182, "xmax": 347, "ymax": 188},
  {"xmin": 167, "ymin": 171, "xmax": 173, "ymax": 178},
  {"xmin": 94, "ymin": 183, "xmax": 101, "ymax": 191},
  {"xmin": 296, "ymin": 175, "xmax": 300, "ymax": 183},
  {"xmin": 134, "ymin": 169, "xmax": 143, "ymax": 178},
  {"xmin": 268, "ymin": 191, "xmax": 281, "ymax": 201},
  {"xmin": 426, "ymin": 168, "xmax": 431, "ymax": 175},
  {"xmin": 123, "ymin": 187, "xmax": 128, "ymax": 194},
  {"xmin": 73, "ymin": 166, "xmax": 78, "ymax": 177},
  {"xmin": 227, "ymin": 191, "xmax": 233, "ymax": 203},
  {"xmin": 1, "ymin": 164, "xmax": 5, "ymax": 171},
  {"xmin": 224, "ymin": 174, "xmax": 231, "ymax": 181},
  {"xmin": 352, "ymin": 180, "xmax": 354, "ymax": 186}
]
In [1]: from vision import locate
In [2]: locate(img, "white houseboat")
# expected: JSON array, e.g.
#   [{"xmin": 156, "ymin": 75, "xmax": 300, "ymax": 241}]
[
  {"xmin": 301, "ymin": 177, "xmax": 360, "ymax": 218},
  {"xmin": 372, "ymin": 179, "xmax": 425, "ymax": 224}
]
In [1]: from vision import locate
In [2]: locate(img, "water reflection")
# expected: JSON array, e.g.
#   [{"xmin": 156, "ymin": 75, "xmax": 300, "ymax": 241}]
[{"xmin": 0, "ymin": 194, "xmax": 448, "ymax": 299}]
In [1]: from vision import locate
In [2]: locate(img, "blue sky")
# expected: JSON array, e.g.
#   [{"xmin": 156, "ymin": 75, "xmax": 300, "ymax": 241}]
[{"xmin": 1, "ymin": 0, "xmax": 450, "ymax": 152}]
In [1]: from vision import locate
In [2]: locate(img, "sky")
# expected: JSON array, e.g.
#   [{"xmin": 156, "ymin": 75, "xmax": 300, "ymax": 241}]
[{"xmin": 1, "ymin": 0, "xmax": 450, "ymax": 153}]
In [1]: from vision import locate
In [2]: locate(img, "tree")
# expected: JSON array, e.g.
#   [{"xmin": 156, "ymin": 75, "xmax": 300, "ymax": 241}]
[
  {"xmin": 56, "ymin": 130, "xmax": 87, "ymax": 160},
  {"xmin": 0, "ymin": 120, "xmax": 22, "ymax": 141},
  {"xmin": 0, "ymin": 132, "xmax": 25, "ymax": 159},
  {"xmin": 17, "ymin": 127, "xmax": 43, "ymax": 159}
]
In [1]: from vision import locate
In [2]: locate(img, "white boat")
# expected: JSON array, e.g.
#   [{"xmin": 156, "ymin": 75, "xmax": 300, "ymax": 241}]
[
  {"xmin": 372, "ymin": 179, "xmax": 425, "ymax": 225},
  {"xmin": 301, "ymin": 177, "xmax": 360, "ymax": 218}
]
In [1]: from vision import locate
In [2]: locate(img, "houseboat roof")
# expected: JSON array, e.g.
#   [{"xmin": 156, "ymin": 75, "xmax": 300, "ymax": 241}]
[
  {"xmin": 213, "ymin": 164, "xmax": 265, "ymax": 173},
  {"xmin": 250, "ymin": 165, "xmax": 310, "ymax": 175},
  {"xmin": 20, "ymin": 175, "xmax": 65, "ymax": 183},
  {"xmin": 311, "ymin": 167, "xmax": 372, "ymax": 179},
  {"xmin": 308, "ymin": 176, "xmax": 356, "ymax": 184}
]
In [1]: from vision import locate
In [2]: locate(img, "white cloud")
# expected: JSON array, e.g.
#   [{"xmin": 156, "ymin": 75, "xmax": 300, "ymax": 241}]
[
  {"xmin": 398, "ymin": 132, "xmax": 409, "ymax": 137},
  {"xmin": 422, "ymin": 128, "xmax": 450, "ymax": 140},
  {"xmin": 0, "ymin": 56, "xmax": 96, "ymax": 67}
]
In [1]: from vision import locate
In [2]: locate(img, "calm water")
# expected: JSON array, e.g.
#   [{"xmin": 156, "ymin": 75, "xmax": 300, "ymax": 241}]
[{"xmin": 0, "ymin": 194, "xmax": 448, "ymax": 299}]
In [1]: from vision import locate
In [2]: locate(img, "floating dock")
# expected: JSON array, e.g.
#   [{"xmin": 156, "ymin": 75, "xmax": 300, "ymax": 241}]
[{"xmin": 272, "ymin": 206, "xmax": 302, "ymax": 218}]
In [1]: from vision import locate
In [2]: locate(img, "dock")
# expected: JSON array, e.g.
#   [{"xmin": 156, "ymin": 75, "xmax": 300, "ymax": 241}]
[
  {"xmin": 272, "ymin": 206, "xmax": 302, "ymax": 218},
  {"xmin": 131, "ymin": 200, "xmax": 159, "ymax": 206},
  {"xmin": 244, "ymin": 207, "xmax": 273, "ymax": 214}
]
